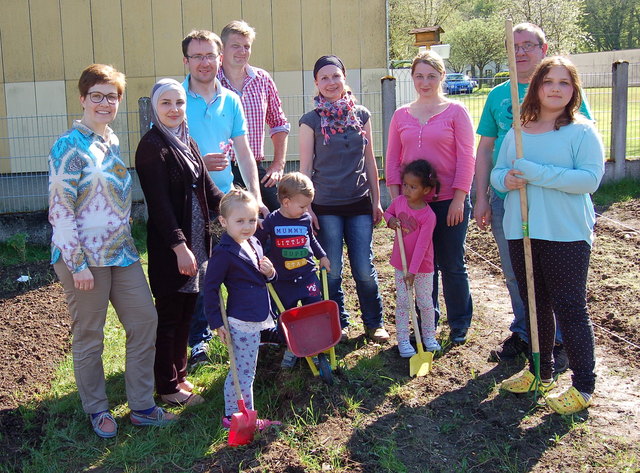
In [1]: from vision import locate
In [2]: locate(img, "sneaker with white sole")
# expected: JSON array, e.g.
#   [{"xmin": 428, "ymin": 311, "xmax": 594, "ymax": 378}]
[
  {"xmin": 280, "ymin": 349, "xmax": 298, "ymax": 369},
  {"xmin": 398, "ymin": 340, "xmax": 417, "ymax": 358},
  {"xmin": 424, "ymin": 337, "xmax": 441, "ymax": 352},
  {"xmin": 130, "ymin": 406, "xmax": 178, "ymax": 427}
]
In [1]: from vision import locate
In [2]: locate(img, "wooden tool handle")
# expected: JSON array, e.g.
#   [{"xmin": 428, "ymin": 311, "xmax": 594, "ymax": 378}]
[{"xmin": 505, "ymin": 19, "xmax": 540, "ymax": 355}]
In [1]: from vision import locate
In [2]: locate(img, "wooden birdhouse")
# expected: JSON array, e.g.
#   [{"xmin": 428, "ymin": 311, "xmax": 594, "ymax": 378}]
[{"xmin": 409, "ymin": 26, "xmax": 444, "ymax": 48}]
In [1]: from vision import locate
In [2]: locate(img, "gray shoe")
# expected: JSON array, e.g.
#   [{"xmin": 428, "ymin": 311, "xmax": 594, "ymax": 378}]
[{"xmin": 280, "ymin": 349, "xmax": 298, "ymax": 369}]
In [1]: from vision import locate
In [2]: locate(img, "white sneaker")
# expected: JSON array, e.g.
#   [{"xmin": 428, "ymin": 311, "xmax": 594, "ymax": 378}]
[
  {"xmin": 398, "ymin": 340, "xmax": 416, "ymax": 358},
  {"xmin": 424, "ymin": 337, "xmax": 441, "ymax": 352}
]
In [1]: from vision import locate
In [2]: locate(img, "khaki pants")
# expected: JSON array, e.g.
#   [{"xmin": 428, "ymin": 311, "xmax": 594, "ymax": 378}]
[{"xmin": 54, "ymin": 260, "xmax": 158, "ymax": 413}]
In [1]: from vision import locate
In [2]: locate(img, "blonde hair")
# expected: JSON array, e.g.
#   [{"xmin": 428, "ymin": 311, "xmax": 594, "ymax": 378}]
[
  {"xmin": 411, "ymin": 50, "xmax": 446, "ymax": 76},
  {"xmin": 219, "ymin": 188, "xmax": 259, "ymax": 218},
  {"xmin": 221, "ymin": 20, "xmax": 256, "ymax": 44},
  {"xmin": 277, "ymin": 172, "xmax": 315, "ymax": 202}
]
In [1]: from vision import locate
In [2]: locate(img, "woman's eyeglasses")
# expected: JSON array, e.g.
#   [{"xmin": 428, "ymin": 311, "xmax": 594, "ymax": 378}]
[{"xmin": 87, "ymin": 92, "xmax": 120, "ymax": 105}]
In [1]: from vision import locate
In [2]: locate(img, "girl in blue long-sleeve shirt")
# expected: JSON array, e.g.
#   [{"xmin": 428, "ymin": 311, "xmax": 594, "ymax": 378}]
[{"xmin": 491, "ymin": 57, "xmax": 604, "ymax": 415}]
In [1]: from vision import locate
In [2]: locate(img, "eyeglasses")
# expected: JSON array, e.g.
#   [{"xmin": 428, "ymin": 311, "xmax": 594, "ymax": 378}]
[
  {"xmin": 186, "ymin": 54, "xmax": 218, "ymax": 62},
  {"xmin": 514, "ymin": 42, "xmax": 542, "ymax": 53},
  {"xmin": 87, "ymin": 92, "xmax": 120, "ymax": 105}
]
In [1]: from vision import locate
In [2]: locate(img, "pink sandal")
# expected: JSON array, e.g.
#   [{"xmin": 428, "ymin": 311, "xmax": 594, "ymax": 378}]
[{"xmin": 177, "ymin": 380, "xmax": 194, "ymax": 392}]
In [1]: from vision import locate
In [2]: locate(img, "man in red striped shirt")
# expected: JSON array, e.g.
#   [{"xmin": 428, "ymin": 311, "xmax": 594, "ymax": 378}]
[{"xmin": 218, "ymin": 20, "xmax": 290, "ymax": 211}]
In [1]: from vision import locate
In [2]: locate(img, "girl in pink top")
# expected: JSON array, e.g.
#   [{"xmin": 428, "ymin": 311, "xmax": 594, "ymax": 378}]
[
  {"xmin": 385, "ymin": 51, "xmax": 475, "ymax": 345},
  {"xmin": 385, "ymin": 160, "xmax": 441, "ymax": 357}
]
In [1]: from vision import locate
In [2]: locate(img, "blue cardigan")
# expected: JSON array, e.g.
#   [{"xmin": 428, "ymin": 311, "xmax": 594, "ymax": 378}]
[{"xmin": 203, "ymin": 232, "xmax": 276, "ymax": 330}]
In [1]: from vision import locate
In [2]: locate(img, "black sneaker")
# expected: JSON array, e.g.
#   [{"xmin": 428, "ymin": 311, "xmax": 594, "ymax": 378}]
[
  {"xmin": 188, "ymin": 350, "xmax": 209, "ymax": 370},
  {"xmin": 449, "ymin": 329, "xmax": 468, "ymax": 345},
  {"xmin": 488, "ymin": 333, "xmax": 529, "ymax": 362},
  {"xmin": 260, "ymin": 327, "xmax": 283, "ymax": 347},
  {"xmin": 552, "ymin": 343, "xmax": 569, "ymax": 376}
]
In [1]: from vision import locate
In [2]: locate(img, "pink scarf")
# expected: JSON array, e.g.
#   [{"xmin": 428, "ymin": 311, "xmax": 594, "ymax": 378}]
[{"xmin": 314, "ymin": 92, "xmax": 364, "ymax": 144}]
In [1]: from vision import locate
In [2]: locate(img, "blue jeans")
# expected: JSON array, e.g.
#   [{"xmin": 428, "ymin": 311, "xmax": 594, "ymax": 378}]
[
  {"xmin": 315, "ymin": 213, "xmax": 384, "ymax": 329},
  {"xmin": 490, "ymin": 192, "xmax": 563, "ymax": 344},
  {"xmin": 429, "ymin": 197, "xmax": 473, "ymax": 335},
  {"xmin": 188, "ymin": 292, "xmax": 212, "ymax": 354}
]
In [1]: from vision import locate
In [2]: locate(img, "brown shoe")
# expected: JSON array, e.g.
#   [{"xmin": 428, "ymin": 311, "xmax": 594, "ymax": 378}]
[{"xmin": 365, "ymin": 326, "xmax": 390, "ymax": 343}]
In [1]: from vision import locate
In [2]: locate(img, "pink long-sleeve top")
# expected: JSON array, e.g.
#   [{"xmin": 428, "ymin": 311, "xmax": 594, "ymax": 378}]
[
  {"xmin": 384, "ymin": 195, "xmax": 436, "ymax": 274},
  {"xmin": 385, "ymin": 102, "xmax": 476, "ymax": 202}
]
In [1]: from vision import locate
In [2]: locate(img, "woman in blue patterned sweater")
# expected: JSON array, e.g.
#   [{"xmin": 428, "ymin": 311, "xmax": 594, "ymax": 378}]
[{"xmin": 49, "ymin": 64, "xmax": 176, "ymax": 439}]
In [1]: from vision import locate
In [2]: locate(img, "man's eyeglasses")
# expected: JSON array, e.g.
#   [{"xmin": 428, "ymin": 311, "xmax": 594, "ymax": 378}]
[
  {"xmin": 87, "ymin": 92, "xmax": 120, "ymax": 105},
  {"xmin": 514, "ymin": 42, "xmax": 542, "ymax": 53},
  {"xmin": 186, "ymin": 54, "xmax": 218, "ymax": 62}
]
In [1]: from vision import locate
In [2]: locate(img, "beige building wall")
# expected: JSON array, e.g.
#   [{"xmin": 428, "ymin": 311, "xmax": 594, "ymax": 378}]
[{"xmin": 0, "ymin": 0, "xmax": 388, "ymax": 173}]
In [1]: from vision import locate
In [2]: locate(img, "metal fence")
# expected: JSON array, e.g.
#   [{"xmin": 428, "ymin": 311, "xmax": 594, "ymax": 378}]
[
  {"xmin": 391, "ymin": 64, "xmax": 640, "ymax": 162},
  {"xmin": 1, "ymin": 63, "xmax": 637, "ymax": 214},
  {"xmin": 0, "ymin": 91, "xmax": 382, "ymax": 214}
]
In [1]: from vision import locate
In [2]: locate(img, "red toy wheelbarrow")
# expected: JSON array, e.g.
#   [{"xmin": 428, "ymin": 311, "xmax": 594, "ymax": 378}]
[{"xmin": 268, "ymin": 269, "xmax": 341, "ymax": 385}]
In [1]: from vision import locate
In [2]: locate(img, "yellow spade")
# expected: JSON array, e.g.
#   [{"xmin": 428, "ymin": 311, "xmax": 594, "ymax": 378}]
[{"xmin": 396, "ymin": 227, "xmax": 434, "ymax": 377}]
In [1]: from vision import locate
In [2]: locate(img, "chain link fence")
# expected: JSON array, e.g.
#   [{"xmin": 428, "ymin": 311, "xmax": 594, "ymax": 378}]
[
  {"xmin": 0, "ymin": 91, "xmax": 383, "ymax": 214},
  {"xmin": 1, "ymin": 64, "xmax": 637, "ymax": 214},
  {"xmin": 390, "ymin": 65, "xmax": 640, "ymax": 163}
]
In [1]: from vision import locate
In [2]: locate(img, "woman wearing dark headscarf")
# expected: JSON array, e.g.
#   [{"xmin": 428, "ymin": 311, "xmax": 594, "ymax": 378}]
[
  {"xmin": 135, "ymin": 78, "xmax": 223, "ymax": 406},
  {"xmin": 299, "ymin": 55, "xmax": 388, "ymax": 343}
]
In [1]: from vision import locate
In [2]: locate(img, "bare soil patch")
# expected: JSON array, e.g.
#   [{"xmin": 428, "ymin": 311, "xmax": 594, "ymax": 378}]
[{"xmin": 1, "ymin": 200, "xmax": 638, "ymax": 472}]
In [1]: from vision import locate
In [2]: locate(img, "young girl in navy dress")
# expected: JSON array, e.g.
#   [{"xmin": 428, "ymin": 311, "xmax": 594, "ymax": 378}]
[
  {"xmin": 204, "ymin": 189, "xmax": 281, "ymax": 429},
  {"xmin": 385, "ymin": 159, "xmax": 441, "ymax": 357}
]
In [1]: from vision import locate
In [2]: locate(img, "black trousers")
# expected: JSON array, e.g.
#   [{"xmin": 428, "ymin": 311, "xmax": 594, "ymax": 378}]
[
  {"xmin": 232, "ymin": 160, "xmax": 280, "ymax": 211},
  {"xmin": 154, "ymin": 292, "xmax": 197, "ymax": 395},
  {"xmin": 509, "ymin": 239, "xmax": 596, "ymax": 393}
]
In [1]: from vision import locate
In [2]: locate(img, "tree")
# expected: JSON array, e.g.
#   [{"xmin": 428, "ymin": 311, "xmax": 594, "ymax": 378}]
[
  {"xmin": 497, "ymin": 0, "xmax": 586, "ymax": 53},
  {"xmin": 444, "ymin": 18, "xmax": 505, "ymax": 77},
  {"xmin": 388, "ymin": 0, "xmax": 471, "ymax": 60},
  {"xmin": 580, "ymin": 0, "xmax": 640, "ymax": 51}
]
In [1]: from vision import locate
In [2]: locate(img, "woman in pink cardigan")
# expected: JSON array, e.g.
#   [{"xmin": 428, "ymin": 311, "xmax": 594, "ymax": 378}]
[{"xmin": 385, "ymin": 51, "xmax": 476, "ymax": 345}]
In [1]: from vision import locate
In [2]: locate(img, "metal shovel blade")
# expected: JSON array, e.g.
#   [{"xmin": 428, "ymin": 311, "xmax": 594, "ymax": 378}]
[
  {"xmin": 228, "ymin": 399, "xmax": 258, "ymax": 447},
  {"xmin": 409, "ymin": 349, "xmax": 433, "ymax": 377}
]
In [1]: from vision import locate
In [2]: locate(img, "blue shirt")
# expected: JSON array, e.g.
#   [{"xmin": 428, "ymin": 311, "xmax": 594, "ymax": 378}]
[
  {"xmin": 48, "ymin": 121, "xmax": 139, "ymax": 272},
  {"xmin": 490, "ymin": 121, "xmax": 604, "ymax": 246},
  {"xmin": 182, "ymin": 76, "xmax": 248, "ymax": 193},
  {"xmin": 477, "ymin": 79, "xmax": 593, "ymax": 199}
]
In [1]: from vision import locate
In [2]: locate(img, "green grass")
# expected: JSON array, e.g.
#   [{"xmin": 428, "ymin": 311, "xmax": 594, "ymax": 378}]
[
  {"xmin": 453, "ymin": 86, "xmax": 640, "ymax": 160},
  {"xmin": 0, "ymin": 233, "xmax": 49, "ymax": 265},
  {"xmin": 4, "ymin": 179, "xmax": 639, "ymax": 472},
  {"xmin": 592, "ymin": 177, "xmax": 640, "ymax": 207}
]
